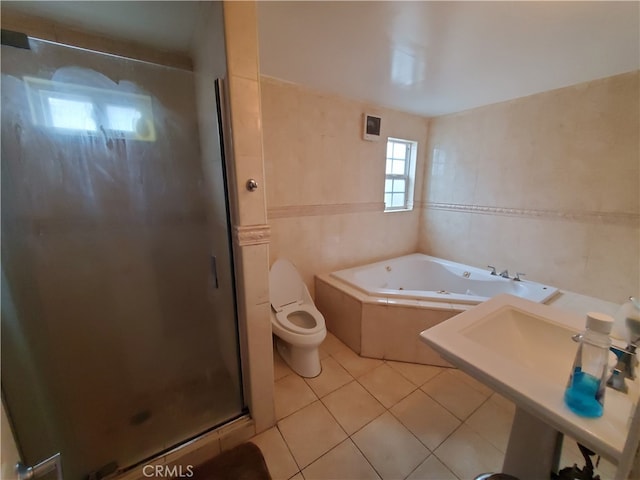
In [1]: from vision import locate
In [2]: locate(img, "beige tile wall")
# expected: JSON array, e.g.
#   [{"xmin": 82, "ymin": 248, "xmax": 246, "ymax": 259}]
[
  {"xmin": 261, "ymin": 72, "xmax": 640, "ymax": 304},
  {"xmin": 420, "ymin": 71, "xmax": 640, "ymax": 303},
  {"xmin": 261, "ymin": 77, "xmax": 429, "ymax": 294},
  {"xmin": 360, "ymin": 303, "xmax": 456, "ymax": 366},
  {"xmin": 221, "ymin": 1, "xmax": 275, "ymax": 433}
]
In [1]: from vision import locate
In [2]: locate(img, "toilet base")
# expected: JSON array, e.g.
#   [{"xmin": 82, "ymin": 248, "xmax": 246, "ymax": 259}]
[{"xmin": 276, "ymin": 337, "xmax": 322, "ymax": 378}]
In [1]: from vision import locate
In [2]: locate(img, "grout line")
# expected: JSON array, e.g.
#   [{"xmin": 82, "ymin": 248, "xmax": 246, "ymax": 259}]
[
  {"xmin": 348, "ymin": 435, "xmax": 386, "ymax": 480},
  {"xmin": 273, "ymin": 380, "xmax": 319, "ymax": 423},
  {"xmin": 414, "ymin": 376, "xmax": 497, "ymax": 455},
  {"xmin": 378, "ymin": 376, "xmax": 477, "ymax": 474},
  {"xmin": 420, "ymin": 371, "xmax": 493, "ymax": 422},
  {"xmin": 274, "ymin": 423, "xmax": 303, "ymax": 474},
  {"xmin": 402, "ymin": 453, "xmax": 461, "ymax": 480},
  {"xmin": 402, "ymin": 454, "xmax": 428, "ymax": 480},
  {"xmin": 338, "ymin": 358, "xmax": 434, "ymax": 477},
  {"xmin": 315, "ymin": 343, "xmax": 425, "ymax": 478},
  {"xmin": 291, "ymin": 402, "xmax": 350, "ymax": 475},
  {"xmin": 273, "ymin": 335, "xmax": 509, "ymax": 479},
  {"xmin": 384, "ymin": 359, "xmax": 449, "ymax": 388}
]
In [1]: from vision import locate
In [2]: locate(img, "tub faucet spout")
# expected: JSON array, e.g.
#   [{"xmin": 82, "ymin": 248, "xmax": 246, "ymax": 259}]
[{"xmin": 499, "ymin": 269, "xmax": 509, "ymax": 278}]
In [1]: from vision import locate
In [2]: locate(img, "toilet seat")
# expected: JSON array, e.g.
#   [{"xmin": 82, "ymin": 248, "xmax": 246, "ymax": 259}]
[
  {"xmin": 269, "ymin": 259, "xmax": 326, "ymax": 336},
  {"xmin": 274, "ymin": 302, "xmax": 325, "ymax": 336}
]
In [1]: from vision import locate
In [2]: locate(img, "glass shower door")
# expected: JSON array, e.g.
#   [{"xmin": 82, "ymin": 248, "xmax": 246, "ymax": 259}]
[{"xmin": 1, "ymin": 36, "xmax": 243, "ymax": 479}]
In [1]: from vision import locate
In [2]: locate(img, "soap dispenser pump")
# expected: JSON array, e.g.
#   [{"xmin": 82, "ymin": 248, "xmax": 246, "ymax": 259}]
[{"xmin": 564, "ymin": 312, "xmax": 614, "ymax": 418}]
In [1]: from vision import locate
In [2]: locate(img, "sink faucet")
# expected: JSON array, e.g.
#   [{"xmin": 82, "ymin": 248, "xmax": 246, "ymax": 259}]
[
  {"xmin": 499, "ymin": 269, "xmax": 509, "ymax": 278},
  {"xmin": 606, "ymin": 341, "xmax": 638, "ymax": 393}
]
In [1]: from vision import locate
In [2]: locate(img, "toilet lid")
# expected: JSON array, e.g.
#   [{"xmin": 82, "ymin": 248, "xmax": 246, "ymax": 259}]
[{"xmin": 269, "ymin": 259, "xmax": 305, "ymax": 311}]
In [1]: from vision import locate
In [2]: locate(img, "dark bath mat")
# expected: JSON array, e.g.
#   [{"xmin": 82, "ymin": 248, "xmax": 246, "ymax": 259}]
[{"xmin": 187, "ymin": 442, "xmax": 271, "ymax": 480}]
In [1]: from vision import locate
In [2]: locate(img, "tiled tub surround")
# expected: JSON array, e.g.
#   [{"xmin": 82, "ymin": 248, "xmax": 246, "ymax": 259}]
[
  {"xmin": 316, "ymin": 266, "xmax": 619, "ymax": 368},
  {"xmin": 247, "ymin": 332, "xmax": 617, "ymax": 480},
  {"xmin": 331, "ymin": 253, "xmax": 558, "ymax": 305},
  {"xmin": 315, "ymin": 273, "xmax": 464, "ymax": 366},
  {"xmin": 420, "ymin": 71, "xmax": 639, "ymax": 304}
]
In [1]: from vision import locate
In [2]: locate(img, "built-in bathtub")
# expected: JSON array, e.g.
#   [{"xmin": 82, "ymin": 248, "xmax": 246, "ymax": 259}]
[
  {"xmin": 331, "ymin": 253, "xmax": 558, "ymax": 305},
  {"xmin": 315, "ymin": 253, "xmax": 559, "ymax": 366}
]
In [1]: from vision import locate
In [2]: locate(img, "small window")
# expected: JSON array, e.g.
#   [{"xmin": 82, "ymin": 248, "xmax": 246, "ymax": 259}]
[
  {"xmin": 384, "ymin": 137, "xmax": 417, "ymax": 211},
  {"xmin": 47, "ymin": 96, "xmax": 97, "ymax": 131},
  {"xmin": 24, "ymin": 76, "xmax": 156, "ymax": 141}
]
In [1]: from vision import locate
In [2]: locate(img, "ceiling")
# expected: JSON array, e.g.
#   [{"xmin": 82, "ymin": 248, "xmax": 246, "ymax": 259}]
[
  {"xmin": 257, "ymin": 1, "xmax": 639, "ymax": 116},
  {"xmin": 3, "ymin": 1, "xmax": 639, "ymax": 117}
]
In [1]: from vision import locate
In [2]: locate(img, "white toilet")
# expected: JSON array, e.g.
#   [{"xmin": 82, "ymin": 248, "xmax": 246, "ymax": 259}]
[{"xmin": 269, "ymin": 259, "xmax": 327, "ymax": 378}]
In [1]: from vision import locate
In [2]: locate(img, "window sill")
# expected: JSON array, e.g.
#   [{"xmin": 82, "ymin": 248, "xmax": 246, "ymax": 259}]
[{"xmin": 384, "ymin": 207, "xmax": 414, "ymax": 213}]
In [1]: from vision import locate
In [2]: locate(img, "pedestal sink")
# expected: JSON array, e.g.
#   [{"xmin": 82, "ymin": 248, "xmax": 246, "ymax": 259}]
[{"xmin": 419, "ymin": 294, "xmax": 640, "ymax": 480}]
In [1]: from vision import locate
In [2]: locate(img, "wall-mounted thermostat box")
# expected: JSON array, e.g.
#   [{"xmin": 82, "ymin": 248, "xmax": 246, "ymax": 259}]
[{"xmin": 363, "ymin": 113, "xmax": 381, "ymax": 141}]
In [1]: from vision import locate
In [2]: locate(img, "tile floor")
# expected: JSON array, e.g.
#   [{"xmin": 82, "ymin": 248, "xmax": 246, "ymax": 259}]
[{"xmin": 249, "ymin": 332, "xmax": 617, "ymax": 480}]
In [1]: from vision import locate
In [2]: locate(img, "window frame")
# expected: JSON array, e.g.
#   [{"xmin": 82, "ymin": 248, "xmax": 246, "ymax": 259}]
[
  {"xmin": 384, "ymin": 137, "xmax": 417, "ymax": 212},
  {"xmin": 23, "ymin": 76, "xmax": 156, "ymax": 141}
]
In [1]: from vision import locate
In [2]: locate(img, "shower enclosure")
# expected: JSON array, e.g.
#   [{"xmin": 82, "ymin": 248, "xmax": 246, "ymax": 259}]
[{"xmin": 1, "ymin": 28, "xmax": 244, "ymax": 479}]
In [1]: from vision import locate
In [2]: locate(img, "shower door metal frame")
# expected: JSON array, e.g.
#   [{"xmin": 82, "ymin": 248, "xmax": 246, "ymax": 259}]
[{"xmin": 16, "ymin": 453, "xmax": 63, "ymax": 480}]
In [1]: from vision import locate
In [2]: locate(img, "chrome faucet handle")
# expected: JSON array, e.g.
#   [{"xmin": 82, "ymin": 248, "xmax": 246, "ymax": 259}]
[
  {"xmin": 607, "ymin": 344, "xmax": 637, "ymax": 393},
  {"xmin": 607, "ymin": 368, "xmax": 629, "ymax": 393},
  {"xmin": 487, "ymin": 265, "xmax": 497, "ymax": 275},
  {"xmin": 513, "ymin": 272, "xmax": 526, "ymax": 281},
  {"xmin": 499, "ymin": 269, "xmax": 509, "ymax": 278},
  {"xmin": 623, "ymin": 343, "xmax": 637, "ymax": 379}
]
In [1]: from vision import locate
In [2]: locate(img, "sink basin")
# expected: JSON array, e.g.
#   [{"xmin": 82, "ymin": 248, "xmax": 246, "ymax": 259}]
[
  {"xmin": 420, "ymin": 293, "xmax": 639, "ymax": 466},
  {"xmin": 461, "ymin": 306, "xmax": 577, "ymax": 384}
]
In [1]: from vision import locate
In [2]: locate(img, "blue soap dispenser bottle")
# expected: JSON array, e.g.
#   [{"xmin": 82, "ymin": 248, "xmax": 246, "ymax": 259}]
[{"xmin": 564, "ymin": 312, "xmax": 614, "ymax": 418}]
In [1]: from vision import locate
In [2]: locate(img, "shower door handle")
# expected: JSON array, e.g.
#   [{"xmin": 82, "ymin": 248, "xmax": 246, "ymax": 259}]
[
  {"xmin": 16, "ymin": 453, "xmax": 63, "ymax": 480},
  {"xmin": 210, "ymin": 255, "xmax": 219, "ymax": 289}
]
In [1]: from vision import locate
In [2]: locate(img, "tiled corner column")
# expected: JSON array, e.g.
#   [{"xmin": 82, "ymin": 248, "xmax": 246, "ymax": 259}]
[{"xmin": 222, "ymin": 1, "xmax": 275, "ymax": 433}]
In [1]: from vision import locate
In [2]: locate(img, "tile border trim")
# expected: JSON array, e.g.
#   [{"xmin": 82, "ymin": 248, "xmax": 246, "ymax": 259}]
[
  {"xmin": 424, "ymin": 202, "xmax": 640, "ymax": 227},
  {"xmin": 266, "ymin": 200, "xmax": 638, "ymax": 226},
  {"xmin": 267, "ymin": 202, "xmax": 384, "ymax": 219},
  {"xmin": 233, "ymin": 224, "xmax": 271, "ymax": 246}
]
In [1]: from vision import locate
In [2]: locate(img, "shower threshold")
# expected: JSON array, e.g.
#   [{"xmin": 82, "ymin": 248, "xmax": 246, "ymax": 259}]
[{"xmin": 110, "ymin": 414, "xmax": 254, "ymax": 480}]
